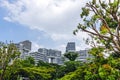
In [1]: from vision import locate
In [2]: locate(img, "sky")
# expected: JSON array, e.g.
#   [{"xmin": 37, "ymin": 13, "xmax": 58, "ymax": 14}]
[{"xmin": 0, "ymin": 0, "xmax": 90, "ymax": 53}]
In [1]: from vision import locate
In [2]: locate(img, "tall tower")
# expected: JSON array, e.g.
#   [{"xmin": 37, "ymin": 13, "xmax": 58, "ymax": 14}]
[
  {"xmin": 15, "ymin": 40, "xmax": 32, "ymax": 59},
  {"xmin": 20, "ymin": 40, "xmax": 32, "ymax": 51},
  {"xmin": 66, "ymin": 42, "xmax": 76, "ymax": 52}
]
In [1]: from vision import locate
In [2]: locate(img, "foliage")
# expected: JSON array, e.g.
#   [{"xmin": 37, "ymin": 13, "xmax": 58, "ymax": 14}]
[
  {"xmin": 74, "ymin": 0, "xmax": 120, "ymax": 55},
  {"xmin": 2, "ymin": 58, "xmax": 56, "ymax": 80},
  {"xmin": 12, "ymin": 67, "xmax": 55, "ymax": 80},
  {"xmin": 37, "ymin": 60, "xmax": 51, "ymax": 67},
  {"xmin": 60, "ymin": 54, "xmax": 120, "ymax": 80},
  {"xmin": 2, "ymin": 59, "xmax": 23, "ymax": 80},
  {"xmin": 64, "ymin": 52, "xmax": 78, "ymax": 61},
  {"xmin": 0, "ymin": 42, "xmax": 20, "ymax": 80},
  {"xmin": 64, "ymin": 61, "xmax": 82, "ymax": 73},
  {"xmin": 2, "ymin": 0, "xmax": 120, "ymax": 79},
  {"xmin": 61, "ymin": 0, "xmax": 120, "ymax": 79},
  {"xmin": 21, "ymin": 56, "xmax": 35, "ymax": 67},
  {"xmin": 60, "ymin": 64, "xmax": 87, "ymax": 80},
  {"xmin": 0, "ymin": 43, "xmax": 80, "ymax": 80},
  {"xmin": 54, "ymin": 61, "xmax": 82, "ymax": 79}
]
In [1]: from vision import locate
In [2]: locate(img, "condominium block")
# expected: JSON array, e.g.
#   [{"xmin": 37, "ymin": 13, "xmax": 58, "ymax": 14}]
[{"xmin": 66, "ymin": 42, "xmax": 76, "ymax": 52}]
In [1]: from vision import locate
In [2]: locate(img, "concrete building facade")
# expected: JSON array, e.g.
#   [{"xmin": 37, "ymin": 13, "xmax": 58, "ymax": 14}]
[
  {"xmin": 46, "ymin": 49, "xmax": 62, "ymax": 64},
  {"xmin": 66, "ymin": 42, "xmax": 76, "ymax": 52},
  {"xmin": 15, "ymin": 40, "xmax": 92, "ymax": 64},
  {"xmin": 65, "ymin": 42, "xmax": 92, "ymax": 62},
  {"xmin": 76, "ymin": 49, "xmax": 92, "ymax": 62},
  {"xmin": 15, "ymin": 40, "xmax": 32, "ymax": 59},
  {"xmin": 29, "ymin": 48, "xmax": 63, "ymax": 65},
  {"xmin": 29, "ymin": 52, "xmax": 46, "ymax": 64},
  {"xmin": 15, "ymin": 40, "xmax": 63, "ymax": 65}
]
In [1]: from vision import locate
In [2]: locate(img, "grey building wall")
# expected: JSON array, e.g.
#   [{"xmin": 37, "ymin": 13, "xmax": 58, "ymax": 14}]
[
  {"xmin": 15, "ymin": 40, "xmax": 32, "ymax": 59},
  {"xmin": 29, "ymin": 52, "xmax": 46, "ymax": 64},
  {"xmin": 76, "ymin": 49, "xmax": 92, "ymax": 62},
  {"xmin": 47, "ymin": 49, "xmax": 62, "ymax": 64},
  {"xmin": 19, "ymin": 40, "xmax": 32, "ymax": 51},
  {"xmin": 15, "ymin": 40, "xmax": 63, "ymax": 65},
  {"xmin": 38, "ymin": 48, "xmax": 48, "ymax": 54},
  {"xmin": 66, "ymin": 42, "xmax": 76, "ymax": 52},
  {"xmin": 37, "ymin": 48, "xmax": 63, "ymax": 65}
]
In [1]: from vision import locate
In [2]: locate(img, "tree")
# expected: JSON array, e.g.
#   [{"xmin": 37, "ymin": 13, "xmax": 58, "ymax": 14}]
[
  {"xmin": 10, "ymin": 67, "xmax": 55, "ymax": 80},
  {"xmin": 64, "ymin": 0, "xmax": 120, "ymax": 80},
  {"xmin": 74, "ymin": 0, "xmax": 120, "ymax": 56},
  {"xmin": 60, "ymin": 64, "xmax": 87, "ymax": 80},
  {"xmin": 37, "ymin": 60, "xmax": 51, "ymax": 67},
  {"xmin": 0, "ymin": 42, "xmax": 20, "ymax": 80},
  {"xmin": 64, "ymin": 52, "xmax": 78, "ymax": 61},
  {"xmin": 21, "ymin": 56, "xmax": 35, "ymax": 67},
  {"xmin": 60, "ymin": 55, "xmax": 120, "ymax": 80}
]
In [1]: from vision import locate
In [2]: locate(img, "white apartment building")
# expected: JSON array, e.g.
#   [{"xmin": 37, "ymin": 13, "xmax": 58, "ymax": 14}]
[
  {"xmin": 65, "ymin": 42, "xmax": 92, "ymax": 62},
  {"xmin": 29, "ymin": 48, "xmax": 63, "ymax": 65},
  {"xmin": 66, "ymin": 42, "xmax": 76, "ymax": 52},
  {"xmin": 76, "ymin": 49, "xmax": 92, "ymax": 62},
  {"xmin": 15, "ymin": 40, "xmax": 63, "ymax": 65},
  {"xmin": 15, "ymin": 40, "xmax": 31, "ymax": 59},
  {"xmin": 46, "ymin": 49, "xmax": 62, "ymax": 64},
  {"xmin": 29, "ymin": 52, "xmax": 46, "ymax": 64}
]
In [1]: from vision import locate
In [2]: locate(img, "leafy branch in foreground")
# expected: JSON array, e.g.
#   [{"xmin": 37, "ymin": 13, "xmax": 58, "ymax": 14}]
[
  {"xmin": 74, "ymin": 0, "xmax": 120, "ymax": 56},
  {"xmin": 0, "ymin": 42, "xmax": 20, "ymax": 80}
]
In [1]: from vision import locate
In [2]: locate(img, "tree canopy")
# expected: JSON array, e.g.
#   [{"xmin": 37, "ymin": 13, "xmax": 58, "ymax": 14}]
[
  {"xmin": 61, "ymin": 0, "xmax": 120, "ymax": 80},
  {"xmin": 64, "ymin": 52, "xmax": 78, "ymax": 61},
  {"xmin": 0, "ymin": 42, "xmax": 20, "ymax": 80},
  {"xmin": 74, "ymin": 0, "xmax": 120, "ymax": 56}
]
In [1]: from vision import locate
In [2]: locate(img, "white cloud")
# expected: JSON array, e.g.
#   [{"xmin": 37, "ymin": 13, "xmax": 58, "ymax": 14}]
[
  {"xmin": 3, "ymin": 17, "xmax": 13, "ymax": 22},
  {"xmin": 75, "ymin": 31, "xmax": 89, "ymax": 40},
  {"xmin": 55, "ymin": 44, "xmax": 66, "ymax": 53},
  {"xmin": 0, "ymin": 0, "xmax": 90, "ymax": 50},
  {"xmin": 76, "ymin": 46, "xmax": 81, "ymax": 51},
  {"xmin": 1, "ymin": 0, "xmax": 87, "ymax": 34},
  {"xmin": 31, "ymin": 42, "xmax": 44, "ymax": 52},
  {"xmin": 51, "ymin": 33, "xmax": 72, "ymax": 41}
]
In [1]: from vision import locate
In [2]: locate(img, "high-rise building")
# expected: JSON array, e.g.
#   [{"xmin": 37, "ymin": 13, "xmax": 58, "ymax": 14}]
[
  {"xmin": 29, "ymin": 52, "xmax": 46, "ymax": 64},
  {"xmin": 65, "ymin": 42, "xmax": 92, "ymax": 62},
  {"xmin": 31, "ymin": 48, "xmax": 63, "ymax": 65},
  {"xmin": 19, "ymin": 40, "xmax": 32, "ymax": 51},
  {"xmin": 66, "ymin": 42, "xmax": 76, "ymax": 52},
  {"xmin": 47, "ymin": 49, "xmax": 62, "ymax": 64},
  {"xmin": 38, "ymin": 48, "xmax": 48, "ymax": 54},
  {"xmin": 15, "ymin": 40, "xmax": 63, "ymax": 65},
  {"xmin": 15, "ymin": 40, "xmax": 32, "ymax": 59},
  {"xmin": 76, "ymin": 49, "xmax": 92, "ymax": 62}
]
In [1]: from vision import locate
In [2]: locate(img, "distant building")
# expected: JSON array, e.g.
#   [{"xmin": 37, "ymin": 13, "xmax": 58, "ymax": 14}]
[
  {"xmin": 29, "ymin": 52, "xmax": 46, "ymax": 64},
  {"xmin": 29, "ymin": 48, "xmax": 63, "ymax": 65},
  {"xmin": 76, "ymin": 49, "xmax": 92, "ymax": 62},
  {"xmin": 19, "ymin": 40, "xmax": 32, "ymax": 51},
  {"xmin": 15, "ymin": 40, "xmax": 32, "ymax": 59},
  {"xmin": 65, "ymin": 42, "xmax": 92, "ymax": 62},
  {"xmin": 38, "ymin": 48, "xmax": 48, "ymax": 54},
  {"xmin": 15, "ymin": 40, "xmax": 63, "ymax": 65},
  {"xmin": 66, "ymin": 42, "xmax": 75, "ymax": 52},
  {"xmin": 46, "ymin": 49, "xmax": 62, "ymax": 64},
  {"xmin": 38, "ymin": 48, "xmax": 49, "ymax": 62}
]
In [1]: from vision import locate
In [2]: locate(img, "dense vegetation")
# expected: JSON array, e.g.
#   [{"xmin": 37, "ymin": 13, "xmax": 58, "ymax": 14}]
[
  {"xmin": 1, "ymin": 0, "xmax": 120, "ymax": 80},
  {"xmin": 0, "ymin": 42, "xmax": 81, "ymax": 80}
]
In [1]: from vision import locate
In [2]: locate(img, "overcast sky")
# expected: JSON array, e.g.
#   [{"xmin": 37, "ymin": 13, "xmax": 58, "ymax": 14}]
[{"xmin": 0, "ymin": 0, "xmax": 90, "ymax": 53}]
